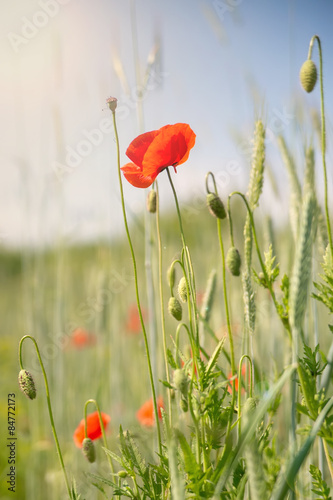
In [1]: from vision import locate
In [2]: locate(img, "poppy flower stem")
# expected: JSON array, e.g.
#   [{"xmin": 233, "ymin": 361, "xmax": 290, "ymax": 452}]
[
  {"xmin": 111, "ymin": 110, "xmax": 162, "ymax": 456},
  {"xmin": 307, "ymin": 35, "xmax": 333, "ymax": 255},
  {"xmin": 18, "ymin": 335, "xmax": 72, "ymax": 499},
  {"xmin": 237, "ymin": 354, "xmax": 253, "ymax": 437},
  {"xmin": 155, "ymin": 182, "xmax": 172, "ymax": 425},
  {"xmin": 166, "ymin": 168, "xmax": 199, "ymax": 359},
  {"xmin": 84, "ymin": 399, "xmax": 114, "ymax": 474}
]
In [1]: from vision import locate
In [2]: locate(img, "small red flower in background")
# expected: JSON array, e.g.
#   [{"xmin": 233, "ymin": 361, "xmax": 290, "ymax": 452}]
[
  {"xmin": 125, "ymin": 305, "xmax": 146, "ymax": 335},
  {"xmin": 68, "ymin": 328, "xmax": 96, "ymax": 349},
  {"xmin": 73, "ymin": 411, "xmax": 111, "ymax": 448},
  {"xmin": 121, "ymin": 123, "xmax": 196, "ymax": 188},
  {"xmin": 136, "ymin": 397, "xmax": 164, "ymax": 427},
  {"xmin": 227, "ymin": 365, "xmax": 248, "ymax": 395}
]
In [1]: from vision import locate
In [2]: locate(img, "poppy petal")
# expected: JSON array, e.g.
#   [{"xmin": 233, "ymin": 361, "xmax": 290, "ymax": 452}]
[
  {"xmin": 121, "ymin": 163, "xmax": 156, "ymax": 188},
  {"xmin": 73, "ymin": 411, "xmax": 111, "ymax": 448},
  {"xmin": 142, "ymin": 123, "xmax": 196, "ymax": 176},
  {"xmin": 126, "ymin": 130, "xmax": 160, "ymax": 168}
]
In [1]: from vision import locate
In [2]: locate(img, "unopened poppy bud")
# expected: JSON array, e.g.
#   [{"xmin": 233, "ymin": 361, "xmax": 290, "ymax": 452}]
[
  {"xmin": 167, "ymin": 264, "xmax": 176, "ymax": 289},
  {"xmin": 178, "ymin": 277, "xmax": 187, "ymax": 303},
  {"xmin": 106, "ymin": 96, "xmax": 118, "ymax": 112},
  {"xmin": 168, "ymin": 297, "xmax": 182, "ymax": 321},
  {"xmin": 226, "ymin": 247, "xmax": 241, "ymax": 276},
  {"xmin": 206, "ymin": 193, "xmax": 226, "ymax": 219},
  {"xmin": 18, "ymin": 369, "xmax": 36, "ymax": 400},
  {"xmin": 146, "ymin": 189, "xmax": 157, "ymax": 213},
  {"xmin": 180, "ymin": 398, "xmax": 188, "ymax": 412},
  {"xmin": 118, "ymin": 470, "xmax": 128, "ymax": 478},
  {"xmin": 173, "ymin": 369, "xmax": 188, "ymax": 396},
  {"xmin": 299, "ymin": 60, "xmax": 317, "ymax": 93},
  {"xmin": 82, "ymin": 438, "xmax": 96, "ymax": 463}
]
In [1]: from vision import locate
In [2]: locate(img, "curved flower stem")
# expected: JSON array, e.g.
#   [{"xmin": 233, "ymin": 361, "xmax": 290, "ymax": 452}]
[
  {"xmin": 18, "ymin": 335, "xmax": 72, "ymax": 500},
  {"xmin": 166, "ymin": 169, "xmax": 199, "ymax": 365},
  {"xmin": 237, "ymin": 354, "xmax": 253, "ymax": 438},
  {"xmin": 84, "ymin": 399, "xmax": 114, "ymax": 474},
  {"xmin": 205, "ymin": 172, "xmax": 236, "ymax": 434},
  {"xmin": 308, "ymin": 35, "xmax": 333, "ymax": 255},
  {"xmin": 111, "ymin": 110, "xmax": 162, "ymax": 455},
  {"xmin": 155, "ymin": 182, "xmax": 172, "ymax": 425},
  {"xmin": 228, "ymin": 191, "xmax": 292, "ymax": 340}
]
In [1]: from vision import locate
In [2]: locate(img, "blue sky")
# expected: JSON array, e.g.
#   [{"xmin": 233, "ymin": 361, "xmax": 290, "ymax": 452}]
[{"xmin": 0, "ymin": 0, "xmax": 332, "ymax": 247}]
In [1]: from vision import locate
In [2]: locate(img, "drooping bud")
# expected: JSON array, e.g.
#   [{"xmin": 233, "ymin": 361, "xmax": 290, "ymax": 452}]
[
  {"xmin": 299, "ymin": 60, "xmax": 317, "ymax": 93},
  {"xmin": 106, "ymin": 96, "xmax": 118, "ymax": 112},
  {"xmin": 146, "ymin": 189, "xmax": 157, "ymax": 213},
  {"xmin": 168, "ymin": 297, "xmax": 182, "ymax": 321},
  {"xmin": 206, "ymin": 193, "xmax": 226, "ymax": 219},
  {"xmin": 226, "ymin": 247, "xmax": 241, "ymax": 276},
  {"xmin": 82, "ymin": 438, "xmax": 96, "ymax": 463},
  {"xmin": 173, "ymin": 369, "xmax": 188, "ymax": 396},
  {"xmin": 18, "ymin": 369, "xmax": 36, "ymax": 400},
  {"xmin": 177, "ymin": 277, "xmax": 187, "ymax": 303}
]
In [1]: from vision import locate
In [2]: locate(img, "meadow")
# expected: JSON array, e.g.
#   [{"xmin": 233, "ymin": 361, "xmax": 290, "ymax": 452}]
[{"xmin": 1, "ymin": 34, "xmax": 333, "ymax": 500}]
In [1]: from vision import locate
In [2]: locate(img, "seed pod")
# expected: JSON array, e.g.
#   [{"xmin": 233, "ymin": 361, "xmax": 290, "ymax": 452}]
[
  {"xmin": 18, "ymin": 369, "xmax": 36, "ymax": 400},
  {"xmin": 173, "ymin": 369, "xmax": 188, "ymax": 396},
  {"xmin": 106, "ymin": 96, "xmax": 118, "ymax": 112},
  {"xmin": 168, "ymin": 297, "xmax": 182, "ymax": 321},
  {"xmin": 118, "ymin": 470, "xmax": 128, "ymax": 478},
  {"xmin": 178, "ymin": 276, "xmax": 187, "ymax": 303},
  {"xmin": 82, "ymin": 438, "xmax": 96, "ymax": 463},
  {"xmin": 146, "ymin": 189, "xmax": 157, "ymax": 213},
  {"xmin": 226, "ymin": 247, "xmax": 241, "ymax": 276},
  {"xmin": 206, "ymin": 193, "xmax": 226, "ymax": 219},
  {"xmin": 299, "ymin": 60, "xmax": 317, "ymax": 93}
]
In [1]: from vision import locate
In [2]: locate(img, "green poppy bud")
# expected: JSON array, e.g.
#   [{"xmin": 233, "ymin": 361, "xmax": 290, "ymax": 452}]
[
  {"xmin": 146, "ymin": 189, "xmax": 157, "ymax": 213},
  {"xmin": 118, "ymin": 470, "xmax": 128, "ymax": 478},
  {"xmin": 173, "ymin": 369, "xmax": 188, "ymax": 396},
  {"xmin": 299, "ymin": 60, "xmax": 317, "ymax": 93},
  {"xmin": 168, "ymin": 297, "xmax": 182, "ymax": 321},
  {"xmin": 18, "ymin": 369, "xmax": 36, "ymax": 400},
  {"xmin": 206, "ymin": 193, "xmax": 226, "ymax": 219},
  {"xmin": 226, "ymin": 247, "xmax": 241, "ymax": 276},
  {"xmin": 167, "ymin": 264, "xmax": 176, "ymax": 290},
  {"xmin": 82, "ymin": 438, "xmax": 96, "ymax": 463},
  {"xmin": 180, "ymin": 398, "xmax": 188, "ymax": 412},
  {"xmin": 177, "ymin": 276, "xmax": 187, "ymax": 303}
]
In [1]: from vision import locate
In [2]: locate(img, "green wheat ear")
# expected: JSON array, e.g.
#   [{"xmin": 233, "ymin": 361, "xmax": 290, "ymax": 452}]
[
  {"xmin": 247, "ymin": 120, "xmax": 266, "ymax": 211},
  {"xmin": 289, "ymin": 193, "xmax": 317, "ymax": 332},
  {"xmin": 200, "ymin": 269, "xmax": 217, "ymax": 324}
]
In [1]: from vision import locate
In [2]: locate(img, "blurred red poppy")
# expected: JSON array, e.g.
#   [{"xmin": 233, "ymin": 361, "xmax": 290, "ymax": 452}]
[
  {"xmin": 125, "ymin": 305, "xmax": 146, "ymax": 335},
  {"xmin": 121, "ymin": 123, "xmax": 196, "ymax": 188},
  {"xmin": 73, "ymin": 411, "xmax": 111, "ymax": 448},
  {"xmin": 68, "ymin": 328, "xmax": 96, "ymax": 350},
  {"xmin": 227, "ymin": 365, "xmax": 248, "ymax": 395},
  {"xmin": 136, "ymin": 397, "xmax": 164, "ymax": 427}
]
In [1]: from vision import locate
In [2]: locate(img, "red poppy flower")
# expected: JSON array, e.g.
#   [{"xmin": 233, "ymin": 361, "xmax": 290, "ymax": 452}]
[
  {"xmin": 121, "ymin": 123, "xmax": 196, "ymax": 188},
  {"xmin": 73, "ymin": 411, "xmax": 111, "ymax": 448},
  {"xmin": 68, "ymin": 328, "xmax": 96, "ymax": 349},
  {"xmin": 136, "ymin": 396, "xmax": 164, "ymax": 427},
  {"xmin": 125, "ymin": 305, "xmax": 147, "ymax": 335}
]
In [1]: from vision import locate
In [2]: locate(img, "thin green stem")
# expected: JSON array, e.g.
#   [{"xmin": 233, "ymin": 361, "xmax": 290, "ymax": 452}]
[
  {"xmin": 308, "ymin": 35, "xmax": 333, "ymax": 254},
  {"xmin": 84, "ymin": 399, "xmax": 114, "ymax": 474},
  {"xmin": 18, "ymin": 335, "xmax": 72, "ymax": 500},
  {"xmin": 228, "ymin": 191, "xmax": 292, "ymax": 340},
  {"xmin": 112, "ymin": 110, "xmax": 162, "ymax": 455},
  {"xmin": 155, "ymin": 182, "xmax": 172, "ymax": 425}
]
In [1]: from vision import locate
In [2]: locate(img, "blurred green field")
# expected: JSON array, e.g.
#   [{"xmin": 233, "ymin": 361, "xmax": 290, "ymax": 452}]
[{"xmin": 0, "ymin": 188, "xmax": 331, "ymax": 499}]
